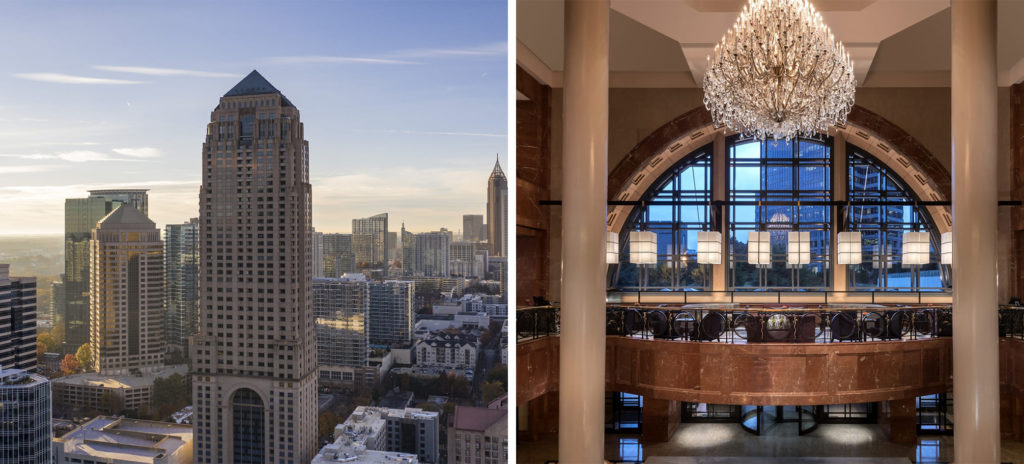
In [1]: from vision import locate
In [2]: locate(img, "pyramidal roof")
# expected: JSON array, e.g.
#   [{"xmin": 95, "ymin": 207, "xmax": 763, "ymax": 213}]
[
  {"xmin": 224, "ymin": 70, "xmax": 281, "ymax": 97},
  {"xmin": 489, "ymin": 155, "xmax": 505, "ymax": 179},
  {"xmin": 97, "ymin": 204, "xmax": 154, "ymax": 229}
]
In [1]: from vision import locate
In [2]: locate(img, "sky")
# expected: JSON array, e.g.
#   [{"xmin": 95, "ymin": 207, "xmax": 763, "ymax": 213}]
[{"xmin": 0, "ymin": 0, "xmax": 508, "ymax": 236}]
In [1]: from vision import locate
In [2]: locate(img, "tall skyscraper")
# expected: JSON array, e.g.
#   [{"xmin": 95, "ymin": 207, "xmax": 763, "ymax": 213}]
[
  {"xmin": 463, "ymin": 214, "xmax": 485, "ymax": 242},
  {"xmin": 311, "ymin": 229, "xmax": 325, "ymax": 278},
  {"xmin": 314, "ymin": 276, "xmax": 369, "ymax": 385},
  {"xmin": 0, "ymin": 368, "xmax": 52, "ymax": 464},
  {"xmin": 323, "ymin": 233, "xmax": 355, "ymax": 277},
  {"xmin": 90, "ymin": 205, "xmax": 165, "ymax": 375},
  {"xmin": 368, "ymin": 281, "xmax": 414, "ymax": 347},
  {"xmin": 486, "ymin": 157, "xmax": 507, "ymax": 257},
  {"xmin": 450, "ymin": 241, "xmax": 478, "ymax": 277},
  {"xmin": 0, "ymin": 264, "xmax": 37, "ymax": 372},
  {"xmin": 411, "ymin": 231, "xmax": 452, "ymax": 277},
  {"xmin": 353, "ymin": 213, "xmax": 389, "ymax": 266},
  {"xmin": 191, "ymin": 70, "xmax": 318, "ymax": 464},
  {"xmin": 62, "ymin": 189, "xmax": 149, "ymax": 354},
  {"xmin": 165, "ymin": 218, "xmax": 200, "ymax": 358},
  {"xmin": 401, "ymin": 224, "xmax": 415, "ymax": 276},
  {"xmin": 353, "ymin": 233, "xmax": 375, "ymax": 268}
]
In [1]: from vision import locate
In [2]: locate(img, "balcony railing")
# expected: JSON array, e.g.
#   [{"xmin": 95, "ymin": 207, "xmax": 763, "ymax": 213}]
[{"xmin": 520, "ymin": 304, "xmax": 1024, "ymax": 344}]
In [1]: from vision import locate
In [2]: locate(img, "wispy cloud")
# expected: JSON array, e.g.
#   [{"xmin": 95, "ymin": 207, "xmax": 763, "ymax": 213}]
[
  {"xmin": 265, "ymin": 56, "xmax": 417, "ymax": 65},
  {"xmin": 391, "ymin": 41, "xmax": 506, "ymax": 58},
  {"xmin": 93, "ymin": 65, "xmax": 238, "ymax": 78},
  {"xmin": 13, "ymin": 73, "xmax": 143, "ymax": 85},
  {"xmin": 352, "ymin": 129, "xmax": 505, "ymax": 138},
  {"xmin": 1, "ymin": 149, "xmax": 151, "ymax": 163},
  {"xmin": 112, "ymin": 147, "xmax": 161, "ymax": 158},
  {"xmin": 0, "ymin": 165, "xmax": 54, "ymax": 174}
]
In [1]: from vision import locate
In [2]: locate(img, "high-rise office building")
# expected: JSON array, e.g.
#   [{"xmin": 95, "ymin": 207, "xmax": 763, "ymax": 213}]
[
  {"xmin": 463, "ymin": 214, "xmax": 485, "ymax": 243},
  {"xmin": 313, "ymin": 275, "xmax": 369, "ymax": 384},
  {"xmin": 90, "ymin": 205, "xmax": 165, "ymax": 375},
  {"xmin": 50, "ymin": 278, "xmax": 64, "ymax": 323},
  {"xmin": 323, "ymin": 233, "xmax": 355, "ymax": 277},
  {"xmin": 368, "ymin": 280, "xmax": 414, "ymax": 347},
  {"xmin": 0, "ymin": 368, "xmax": 52, "ymax": 464},
  {"xmin": 450, "ymin": 241, "xmax": 479, "ymax": 277},
  {"xmin": 388, "ymin": 231, "xmax": 399, "ymax": 262},
  {"xmin": 0, "ymin": 264, "xmax": 37, "ymax": 372},
  {"xmin": 191, "ymin": 70, "xmax": 318, "ymax": 464},
  {"xmin": 411, "ymin": 231, "xmax": 451, "ymax": 277},
  {"xmin": 62, "ymin": 189, "xmax": 149, "ymax": 354},
  {"xmin": 311, "ymin": 229, "xmax": 324, "ymax": 278},
  {"xmin": 353, "ymin": 233, "xmax": 374, "ymax": 268},
  {"xmin": 401, "ymin": 224, "xmax": 415, "ymax": 276},
  {"xmin": 486, "ymin": 157, "xmax": 507, "ymax": 257},
  {"xmin": 353, "ymin": 213, "xmax": 389, "ymax": 266},
  {"xmin": 165, "ymin": 218, "xmax": 200, "ymax": 357}
]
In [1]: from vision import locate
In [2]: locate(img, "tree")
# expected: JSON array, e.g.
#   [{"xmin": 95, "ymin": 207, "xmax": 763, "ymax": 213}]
[
  {"xmin": 75, "ymin": 343, "xmax": 93, "ymax": 372},
  {"xmin": 60, "ymin": 354, "xmax": 80, "ymax": 375},
  {"xmin": 481, "ymin": 380, "xmax": 506, "ymax": 403},
  {"xmin": 151, "ymin": 374, "xmax": 191, "ymax": 420},
  {"xmin": 486, "ymin": 363, "xmax": 508, "ymax": 390}
]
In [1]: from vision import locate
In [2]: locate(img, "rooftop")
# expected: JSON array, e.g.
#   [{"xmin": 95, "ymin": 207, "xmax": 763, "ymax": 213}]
[
  {"xmin": 52, "ymin": 364, "xmax": 188, "ymax": 389},
  {"xmin": 55, "ymin": 416, "xmax": 193, "ymax": 463},
  {"xmin": 96, "ymin": 204, "xmax": 154, "ymax": 229},
  {"xmin": 0, "ymin": 368, "xmax": 48, "ymax": 388},
  {"xmin": 222, "ymin": 70, "xmax": 294, "ymax": 106},
  {"xmin": 453, "ymin": 405, "xmax": 506, "ymax": 432}
]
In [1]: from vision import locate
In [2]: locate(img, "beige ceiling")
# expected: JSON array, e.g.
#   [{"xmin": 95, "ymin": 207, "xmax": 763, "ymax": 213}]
[{"xmin": 518, "ymin": 0, "xmax": 1024, "ymax": 88}]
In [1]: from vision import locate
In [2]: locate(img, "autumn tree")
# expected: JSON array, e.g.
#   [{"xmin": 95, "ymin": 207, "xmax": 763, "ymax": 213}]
[
  {"xmin": 75, "ymin": 343, "xmax": 93, "ymax": 372},
  {"xmin": 60, "ymin": 354, "xmax": 80, "ymax": 375}
]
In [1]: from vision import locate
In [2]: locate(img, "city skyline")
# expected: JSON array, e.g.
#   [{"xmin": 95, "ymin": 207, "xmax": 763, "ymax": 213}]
[{"xmin": 0, "ymin": 1, "xmax": 507, "ymax": 236}]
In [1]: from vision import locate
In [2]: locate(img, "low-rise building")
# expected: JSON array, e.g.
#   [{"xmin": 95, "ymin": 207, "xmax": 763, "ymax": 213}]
[
  {"xmin": 448, "ymin": 397, "xmax": 507, "ymax": 464},
  {"xmin": 314, "ymin": 406, "xmax": 439, "ymax": 464},
  {"xmin": 415, "ymin": 333, "xmax": 478, "ymax": 370},
  {"xmin": 51, "ymin": 364, "xmax": 187, "ymax": 415},
  {"xmin": 53, "ymin": 416, "xmax": 193, "ymax": 464}
]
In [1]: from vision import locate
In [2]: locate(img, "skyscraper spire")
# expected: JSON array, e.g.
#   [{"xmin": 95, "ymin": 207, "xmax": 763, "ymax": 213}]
[
  {"xmin": 490, "ymin": 153, "xmax": 505, "ymax": 178},
  {"xmin": 487, "ymin": 154, "xmax": 508, "ymax": 257}
]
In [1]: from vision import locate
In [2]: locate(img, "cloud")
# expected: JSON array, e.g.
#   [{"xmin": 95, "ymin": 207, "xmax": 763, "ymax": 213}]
[
  {"xmin": 1, "ymin": 149, "xmax": 145, "ymax": 163},
  {"xmin": 93, "ymin": 65, "xmax": 238, "ymax": 78},
  {"xmin": 352, "ymin": 129, "xmax": 506, "ymax": 138},
  {"xmin": 13, "ymin": 73, "xmax": 143, "ymax": 85},
  {"xmin": 0, "ymin": 165, "xmax": 54, "ymax": 174},
  {"xmin": 265, "ymin": 56, "xmax": 417, "ymax": 65},
  {"xmin": 112, "ymin": 147, "xmax": 161, "ymax": 158},
  {"xmin": 392, "ymin": 41, "xmax": 507, "ymax": 58}
]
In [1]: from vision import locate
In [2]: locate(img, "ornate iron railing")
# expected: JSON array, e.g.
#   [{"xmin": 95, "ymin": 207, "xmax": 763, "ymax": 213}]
[
  {"xmin": 999, "ymin": 305, "xmax": 1024, "ymax": 339},
  {"xmin": 518, "ymin": 304, "xmax": 960, "ymax": 343}
]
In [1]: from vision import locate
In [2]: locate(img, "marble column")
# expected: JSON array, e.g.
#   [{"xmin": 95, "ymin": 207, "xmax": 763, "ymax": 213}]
[
  {"xmin": 951, "ymin": 0, "xmax": 1001, "ymax": 462},
  {"xmin": 832, "ymin": 134, "xmax": 848, "ymax": 293},
  {"xmin": 559, "ymin": 0, "xmax": 609, "ymax": 462}
]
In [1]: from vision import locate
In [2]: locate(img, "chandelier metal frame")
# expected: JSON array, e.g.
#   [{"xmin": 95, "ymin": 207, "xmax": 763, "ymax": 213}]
[{"xmin": 703, "ymin": 0, "xmax": 856, "ymax": 141}]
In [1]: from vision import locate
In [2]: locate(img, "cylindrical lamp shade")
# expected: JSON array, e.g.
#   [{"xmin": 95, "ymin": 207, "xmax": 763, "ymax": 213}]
[
  {"xmin": 837, "ymin": 231, "xmax": 862, "ymax": 265},
  {"xmin": 629, "ymin": 230, "xmax": 658, "ymax": 265},
  {"xmin": 697, "ymin": 231, "xmax": 722, "ymax": 264},
  {"xmin": 747, "ymin": 231, "xmax": 771, "ymax": 265},
  {"xmin": 941, "ymin": 231, "xmax": 952, "ymax": 265},
  {"xmin": 606, "ymin": 231, "xmax": 619, "ymax": 264},
  {"xmin": 902, "ymin": 231, "xmax": 931, "ymax": 266},
  {"xmin": 787, "ymin": 231, "xmax": 811, "ymax": 266}
]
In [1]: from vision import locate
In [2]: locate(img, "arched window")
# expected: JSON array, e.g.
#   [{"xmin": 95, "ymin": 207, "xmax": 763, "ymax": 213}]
[
  {"xmin": 232, "ymin": 388, "xmax": 265, "ymax": 463},
  {"xmin": 847, "ymin": 147, "xmax": 946, "ymax": 291},
  {"xmin": 613, "ymin": 136, "xmax": 949, "ymax": 292},
  {"xmin": 616, "ymin": 145, "xmax": 712, "ymax": 290}
]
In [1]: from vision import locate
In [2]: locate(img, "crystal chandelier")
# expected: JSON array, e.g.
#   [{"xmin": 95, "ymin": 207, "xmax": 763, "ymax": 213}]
[{"xmin": 703, "ymin": 0, "xmax": 856, "ymax": 141}]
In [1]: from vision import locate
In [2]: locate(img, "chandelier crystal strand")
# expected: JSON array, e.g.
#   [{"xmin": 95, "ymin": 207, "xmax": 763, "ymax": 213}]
[{"xmin": 703, "ymin": 0, "xmax": 856, "ymax": 141}]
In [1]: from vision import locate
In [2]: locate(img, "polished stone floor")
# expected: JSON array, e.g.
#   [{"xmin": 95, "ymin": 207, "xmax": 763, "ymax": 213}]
[{"xmin": 517, "ymin": 422, "xmax": 1024, "ymax": 463}]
